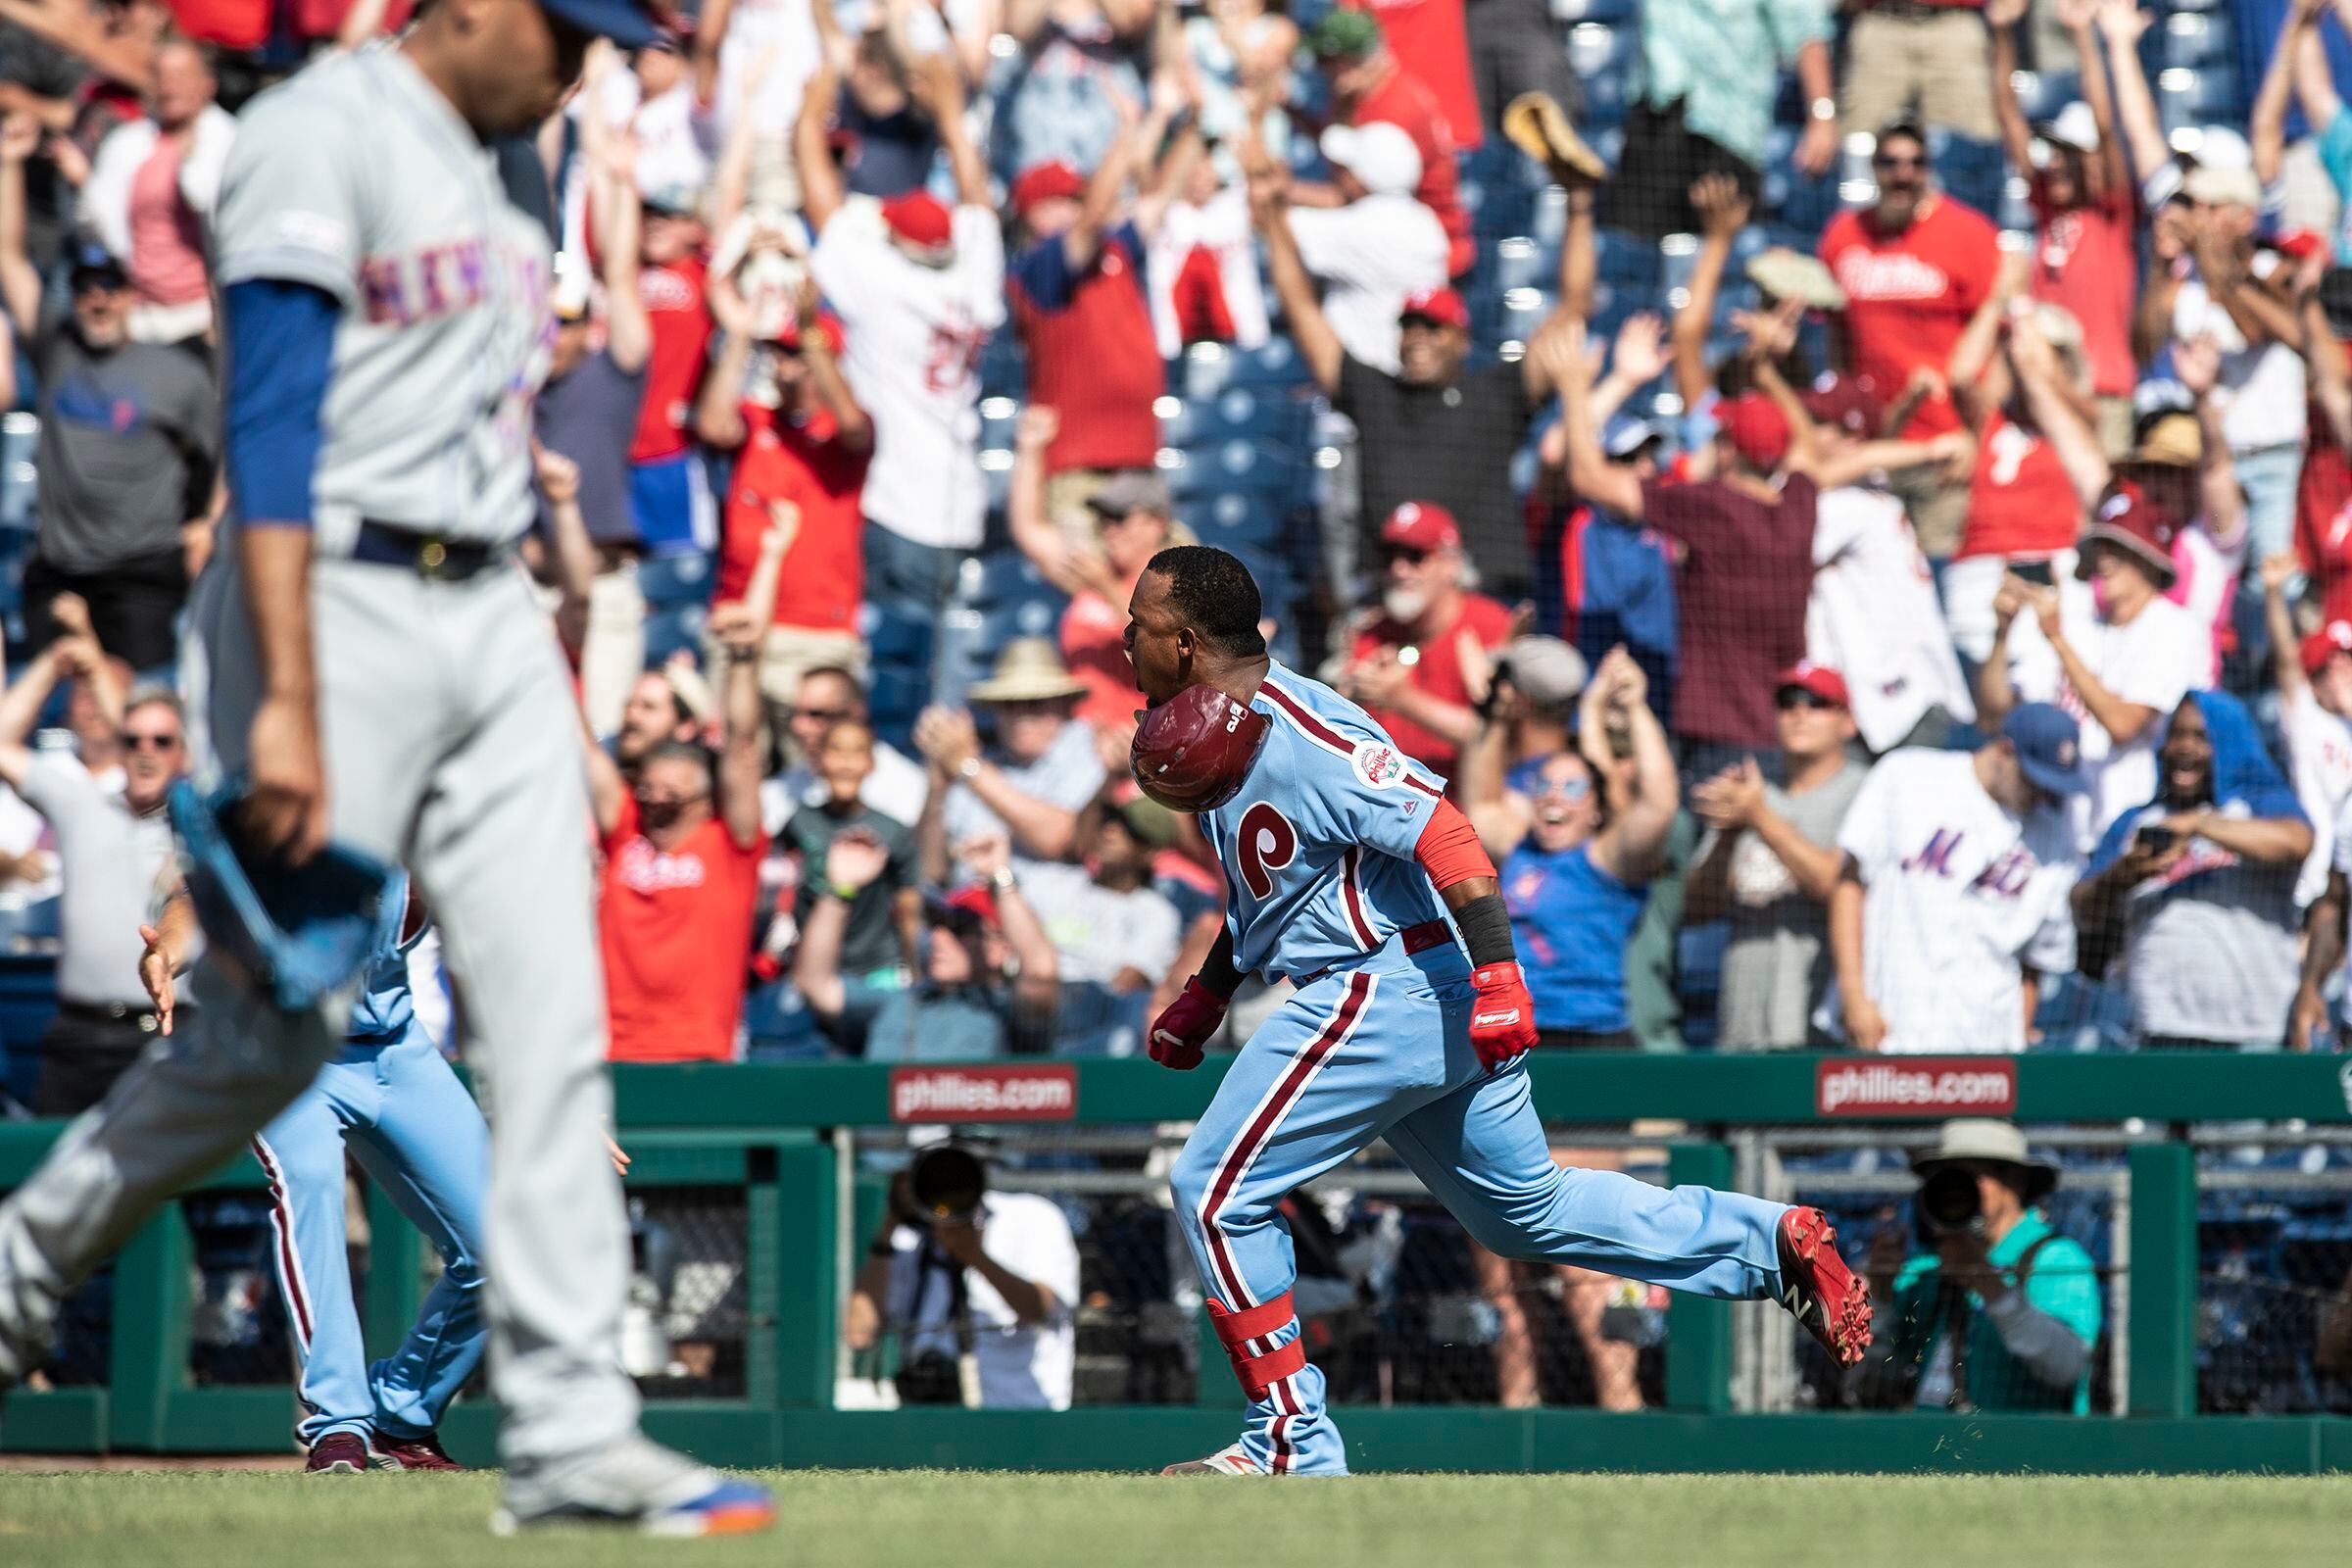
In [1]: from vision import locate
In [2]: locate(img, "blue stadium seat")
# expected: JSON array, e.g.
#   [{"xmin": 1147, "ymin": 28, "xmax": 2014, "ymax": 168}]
[
  {"xmin": 637, "ymin": 548, "xmax": 714, "ymax": 611},
  {"xmin": 641, "ymin": 604, "xmax": 705, "ymax": 667},
  {"xmin": 1165, "ymin": 439, "xmax": 1305, "ymax": 500}
]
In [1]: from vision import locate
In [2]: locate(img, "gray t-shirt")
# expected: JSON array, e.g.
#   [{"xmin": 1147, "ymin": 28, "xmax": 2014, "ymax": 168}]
[
  {"xmin": 211, "ymin": 46, "xmax": 553, "ymax": 546},
  {"xmin": 18, "ymin": 757, "xmax": 174, "ymax": 1005},
  {"xmin": 2117, "ymin": 807, "xmax": 2303, "ymax": 1046},
  {"xmin": 1044, "ymin": 878, "xmax": 1181, "ymax": 988},
  {"xmin": 32, "ymin": 320, "xmax": 219, "ymax": 573},
  {"xmin": 1712, "ymin": 760, "xmax": 1866, "ymax": 1051}
]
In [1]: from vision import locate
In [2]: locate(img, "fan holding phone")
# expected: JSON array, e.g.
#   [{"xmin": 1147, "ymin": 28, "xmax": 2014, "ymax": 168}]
[{"xmin": 2070, "ymin": 691, "xmax": 2315, "ymax": 1051}]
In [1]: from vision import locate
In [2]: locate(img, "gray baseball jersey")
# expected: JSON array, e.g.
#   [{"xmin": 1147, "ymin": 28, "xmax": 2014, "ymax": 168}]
[{"xmin": 211, "ymin": 46, "xmax": 553, "ymax": 546}]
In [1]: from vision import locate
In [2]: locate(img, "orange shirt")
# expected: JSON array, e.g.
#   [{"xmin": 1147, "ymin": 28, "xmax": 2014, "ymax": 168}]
[{"xmin": 599, "ymin": 796, "xmax": 761, "ymax": 1063}]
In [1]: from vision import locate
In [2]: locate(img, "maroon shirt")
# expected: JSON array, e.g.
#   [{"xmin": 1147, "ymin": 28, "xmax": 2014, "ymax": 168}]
[{"xmin": 1640, "ymin": 471, "xmax": 1819, "ymax": 748}]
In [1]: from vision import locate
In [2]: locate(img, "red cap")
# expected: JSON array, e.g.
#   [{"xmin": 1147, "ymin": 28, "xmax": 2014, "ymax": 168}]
[
  {"xmin": 1775, "ymin": 661, "xmax": 1851, "ymax": 709},
  {"xmin": 2075, "ymin": 480, "xmax": 2179, "ymax": 589},
  {"xmin": 2274, "ymin": 228, "xmax": 2326, "ymax": 263},
  {"xmin": 880, "ymin": 190, "xmax": 954, "ymax": 252},
  {"xmin": 2302, "ymin": 620, "xmax": 2352, "ymax": 677},
  {"xmin": 778, "ymin": 307, "xmax": 845, "ymax": 357},
  {"xmin": 1011, "ymin": 161, "xmax": 1086, "ymax": 219},
  {"xmin": 946, "ymin": 884, "xmax": 1000, "ymax": 929},
  {"xmin": 1799, "ymin": 372, "xmax": 1882, "ymax": 439},
  {"xmin": 1716, "ymin": 391, "xmax": 1791, "ymax": 472},
  {"xmin": 1380, "ymin": 501, "xmax": 1461, "ymax": 553},
  {"xmin": 1398, "ymin": 287, "xmax": 1469, "ymax": 331}
]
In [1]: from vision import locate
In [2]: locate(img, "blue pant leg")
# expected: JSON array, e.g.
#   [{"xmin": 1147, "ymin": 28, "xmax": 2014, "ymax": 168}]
[
  {"xmin": 1385, "ymin": 1059, "xmax": 1788, "ymax": 1298},
  {"xmin": 254, "ymin": 1060, "xmax": 376, "ymax": 1446},
  {"xmin": 348, "ymin": 1028, "xmax": 491, "ymax": 1440},
  {"xmin": 1169, "ymin": 965, "xmax": 1450, "ymax": 1476}
]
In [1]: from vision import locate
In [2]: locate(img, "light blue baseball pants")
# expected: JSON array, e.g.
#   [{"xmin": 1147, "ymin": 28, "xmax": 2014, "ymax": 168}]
[
  {"xmin": 1168, "ymin": 934, "xmax": 1791, "ymax": 1475},
  {"xmin": 252, "ymin": 1025, "xmax": 490, "ymax": 1447}
]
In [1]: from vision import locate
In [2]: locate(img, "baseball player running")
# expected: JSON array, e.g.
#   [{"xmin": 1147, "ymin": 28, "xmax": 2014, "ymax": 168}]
[
  {"xmin": 1126, "ymin": 547, "xmax": 1872, "ymax": 1476},
  {"xmin": 0, "ymin": 0, "xmax": 772, "ymax": 1535},
  {"xmin": 141, "ymin": 871, "xmax": 492, "ymax": 1476}
]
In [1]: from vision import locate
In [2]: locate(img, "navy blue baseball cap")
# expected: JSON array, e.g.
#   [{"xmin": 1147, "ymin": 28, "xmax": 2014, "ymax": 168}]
[
  {"xmin": 67, "ymin": 238, "xmax": 124, "ymax": 285},
  {"xmin": 2001, "ymin": 703, "xmax": 2087, "ymax": 799},
  {"xmin": 540, "ymin": 0, "xmax": 666, "ymax": 48}
]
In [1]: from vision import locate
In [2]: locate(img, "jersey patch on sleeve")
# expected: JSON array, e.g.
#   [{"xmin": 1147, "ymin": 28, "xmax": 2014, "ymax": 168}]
[{"xmin": 1351, "ymin": 742, "xmax": 1408, "ymax": 791}]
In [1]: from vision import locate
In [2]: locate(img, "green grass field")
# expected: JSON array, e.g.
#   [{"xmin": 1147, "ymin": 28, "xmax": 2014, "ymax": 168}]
[{"xmin": 2, "ymin": 1470, "xmax": 2346, "ymax": 1567}]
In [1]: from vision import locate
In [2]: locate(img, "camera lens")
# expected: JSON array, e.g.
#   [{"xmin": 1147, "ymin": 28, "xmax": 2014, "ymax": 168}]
[
  {"xmin": 1918, "ymin": 1166, "xmax": 1982, "ymax": 1235},
  {"xmin": 910, "ymin": 1145, "xmax": 987, "ymax": 1221}
]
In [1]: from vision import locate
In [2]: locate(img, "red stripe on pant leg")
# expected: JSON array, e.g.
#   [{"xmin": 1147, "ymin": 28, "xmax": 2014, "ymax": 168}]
[
  {"xmin": 252, "ymin": 1138, "xmax": 313, "ymax": 1345},
  {"xmin": 1199, "ymin": 972, "xmax": 1374, "ymax": 1309},
  {"xmin": 1269, "ymin": 1376, "xmax": 1298, "ymax": 1473}
]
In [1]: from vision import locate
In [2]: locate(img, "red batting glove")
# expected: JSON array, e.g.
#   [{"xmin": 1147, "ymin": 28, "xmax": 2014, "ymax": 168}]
[
  {"xmin": 1148, "ymin": 977, "xmax": 1228, "ymax": 1071},
  {"xmin": 1469, "ymin": 962, "xmax": 1539, "ymax": 1070}
]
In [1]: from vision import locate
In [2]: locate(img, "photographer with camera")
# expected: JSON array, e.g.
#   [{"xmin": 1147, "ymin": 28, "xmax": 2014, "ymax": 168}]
[
  {"xmin": 1863, "ymin": 1120, "xmax": 2101, "ymax": 1413},
  {"xmin": 2071, "ymin": 690, "xmax": 2312, "ymax": 1051},
  {"xmin": 844, "ymin": 1141, "xmax": 1081, "ymax": 1410}
]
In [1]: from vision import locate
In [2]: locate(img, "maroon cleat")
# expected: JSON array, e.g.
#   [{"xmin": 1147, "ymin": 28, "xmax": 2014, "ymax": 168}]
[
  {"xmin": 305, "ymin": 1432, "xmax": 373, "ymax": 1476},
  {"xmin": 371, "ymin": 1432, "xmax": 463, "ymax": 1471},
  {"xmin": 1776, "ymin": 1206, "xmax": 1873, "ymax": 1366}
]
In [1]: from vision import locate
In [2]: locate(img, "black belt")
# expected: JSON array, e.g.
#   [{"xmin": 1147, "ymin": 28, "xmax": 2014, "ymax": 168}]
[
  {"xmin": 56, "ymin": 1000, "xmax": 172, "ymax": 1033},
  {"xmin": 351, "ymin": 521, "xmax": 511, "ymax": 582}
]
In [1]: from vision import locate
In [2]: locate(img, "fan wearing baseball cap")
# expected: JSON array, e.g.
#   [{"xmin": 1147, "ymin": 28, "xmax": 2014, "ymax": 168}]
[
  {"xmin": 1557, "ymin": 313, "xmax": 1968, "ymax": 776},
  {"xmin": 1282, "ymin": 122, "xmax": 1446, "ymax": 374},
  {"xmin": 1249, "ymin": 104, "xmax": 1605, "ymax": 596},
  {"xmin": 1830, "ymin": 704, "xmax": 2088, "ymax": 1054},
  {"xmin": 1336, "ymin": 503, "xmax": 1513, "ymax": 774},
  {"xmin": 2257, "ymin": 552, "xmax": 2352, "ymax": 914},
  {"xmin": 1988, "ymin": 1, "xmax": 2136, "ymax": 422},
  {"xmin": 1301, "ymin": 8, "xmax": 1473, "ymax": 276},
  {"xmin": 795, "ymin": 48, "xmax": 1005, "ymax": 726},
  {"xmin": 1007, "ymin": 126, "xmax": 1168, "ymax": 517},
  {"xmin": 1686, "ymin": 663, "xmax": 1869, "ymax": 1052},
  {"xmin": 1979, "ymin": 479, "xmax": 2212, "ymax": 853}
]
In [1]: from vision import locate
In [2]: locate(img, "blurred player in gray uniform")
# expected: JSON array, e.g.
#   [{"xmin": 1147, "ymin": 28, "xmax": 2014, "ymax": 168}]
[{"xmin": 0, "ymin": 0, "xmax": 776, "ymax": 1537}]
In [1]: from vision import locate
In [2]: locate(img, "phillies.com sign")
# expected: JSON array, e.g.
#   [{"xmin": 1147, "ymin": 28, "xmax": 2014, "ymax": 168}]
[
  {"xmin": 1815, "ymin": 1057, "xmax": 2019, "ymax": 1118},
  {"xmin": 889, "ymin": 1065, "xmax": 1078, "ymax": 1123}
]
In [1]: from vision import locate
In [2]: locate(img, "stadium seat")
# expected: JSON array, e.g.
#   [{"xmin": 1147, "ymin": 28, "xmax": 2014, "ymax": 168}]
[{"xmin": 637, "ymin": 548, "xmax": 714, "ymax": 612}]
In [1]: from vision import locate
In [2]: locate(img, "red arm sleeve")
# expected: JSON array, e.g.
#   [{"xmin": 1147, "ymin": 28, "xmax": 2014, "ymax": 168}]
[{"xmin": 1414, "ymin": 796, "xmax": 1496, "ymax": 890}]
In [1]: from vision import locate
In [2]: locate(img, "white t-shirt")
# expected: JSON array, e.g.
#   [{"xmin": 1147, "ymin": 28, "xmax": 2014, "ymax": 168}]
[
  {"xmin": 1832, "ymin": 750, "xmax": 2082, "ymax": 1053},
  {"xmin": 884, "ymin": 1191, "xmax": 1080, "ymax": 1409},
  {"xmin": 1146, "ymin": 185, "xmax": 1270, "ymax": 360},
  {"xmin": 1805, "ymin": 485, "xmax": 1976, "ymax": 753},
  {"xmin": 710, "ymin": 0, "xmax": 822, "ymax": 146},
  {"xmin": 1286, "ymin": 196, "xmax": 1447, "ymax": 375},
  {"xmin": 1046, "ymin": 879, "xmax": 1182, "ymax": 987},
  {"xmin": 1992, "ymin": 584, "xmax": 2208, "ymax": 850},
  {"xmin": 2173, "ymin": 276, "xmax": 2308, "ymax": 453},
  {"xmin": 812, "ymin": 199, "xmax": 1005, "ymax": 549},
  {"xmin": 2285, "ymin": 683, "xmax": 2352, "ymax": 909}
]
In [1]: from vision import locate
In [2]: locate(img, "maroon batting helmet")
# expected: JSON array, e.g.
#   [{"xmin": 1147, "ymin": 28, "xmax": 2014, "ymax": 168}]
[{"xmin": 1130, "ymin": 683, "xmax": 1270, "ymax": 812}]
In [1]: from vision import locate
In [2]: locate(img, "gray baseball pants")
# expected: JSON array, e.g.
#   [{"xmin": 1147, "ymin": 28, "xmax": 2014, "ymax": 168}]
[{"xmin": 0, "ymin": 545, "xmax": 636, "ymax": 1467}]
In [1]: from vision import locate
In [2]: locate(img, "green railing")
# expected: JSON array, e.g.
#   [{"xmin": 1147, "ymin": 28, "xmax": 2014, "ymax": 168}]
[{"xmin": 3, "ymin": 1054, "xmax": 2350, "ymax": 1473}]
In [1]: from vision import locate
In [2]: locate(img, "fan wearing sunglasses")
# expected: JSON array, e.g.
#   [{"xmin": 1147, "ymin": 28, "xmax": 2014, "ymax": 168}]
[
  {"xmin": 0, "ymin": 649, "xmax": 185, "ymax": 1114},
  {"xmin": 1458, "ymin": 646, "xmax": 1680, "ymax": 1051}
]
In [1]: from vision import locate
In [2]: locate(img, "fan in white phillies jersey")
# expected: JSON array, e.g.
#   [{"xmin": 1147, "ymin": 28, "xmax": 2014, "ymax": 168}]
[
  {"xmin": 2259, "ymin": 554, "xmax": 2352, "ymax": 911},
  {"xmin": 797, "ymin": 59, "xmax": 1003, "ymax": 560},
  {"xmin": 1828, "ymin": 705, "xmax": 2087, "ymax": 1053}
]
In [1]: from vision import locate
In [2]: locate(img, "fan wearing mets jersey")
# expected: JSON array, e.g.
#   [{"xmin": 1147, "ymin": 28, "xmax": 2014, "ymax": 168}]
[
  {"xmin": 139, "ymin": 870, "xmax": 489, "ymax": 1476},
  {"xmin": 1125, "ymin": 546, "xmax": 1874, "ymax": 1476}
]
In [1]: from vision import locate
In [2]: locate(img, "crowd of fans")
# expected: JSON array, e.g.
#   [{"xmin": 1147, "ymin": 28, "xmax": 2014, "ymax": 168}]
[{"xmin": 3, "ymin": 0, "xmax": 2352, "ymax": 1104}]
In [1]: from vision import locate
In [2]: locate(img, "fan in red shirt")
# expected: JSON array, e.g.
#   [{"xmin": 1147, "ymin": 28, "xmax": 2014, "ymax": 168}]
[
  {"xmin": 1005, "ymin": 150, "xmax": 1163, "ymax": 533},
  {"xmin": 1817, "ymin": 119, "xmax": 1999, "ymax": 557},
  {"xmin": 693, "ymin": 260, "xmax": 873, "ymax": 707},
  {"xmin": 588, "ymin": 599, "xmax": 770, "ymax": 1064},
  {"xmin": 2296, "ymin": 282, "xmax": 2352, "ymax": 625},
  {"xmin": 1306, "ymin": 8, "xmax": 1474, "ymax": 278},
  {"xmin": 626, "ymin": 187, "xmax": 713, "ymax": 553},
  {"xmin": 1339, "ymin": 502, "xmax": 1513, "ymax": 774}
]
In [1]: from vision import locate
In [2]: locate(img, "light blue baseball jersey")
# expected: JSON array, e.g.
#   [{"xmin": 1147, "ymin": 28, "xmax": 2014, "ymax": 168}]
[
  {"xmin": 1200, "ymin": 665, "xmax": 1453, "ymax": 982},
  {"xmin": 348, "ymin": 869, "xmax": 424, "ymax": 1047}
]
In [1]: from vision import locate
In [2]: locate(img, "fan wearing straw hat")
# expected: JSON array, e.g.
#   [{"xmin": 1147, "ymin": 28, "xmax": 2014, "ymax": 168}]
[
  {"xmin": 915, "ymin": 639, "xmax": 1105, "ymax": 892},
  {"xmin": 1861, "ymin": 1119, "xmax": 2102, "ymax": 1414}
]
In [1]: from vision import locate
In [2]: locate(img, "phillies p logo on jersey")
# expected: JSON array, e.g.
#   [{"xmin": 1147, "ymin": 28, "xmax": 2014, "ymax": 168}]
[{"xmin": 1237, "ymin": 802, "xmax": 1298, "ymax": 899}]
